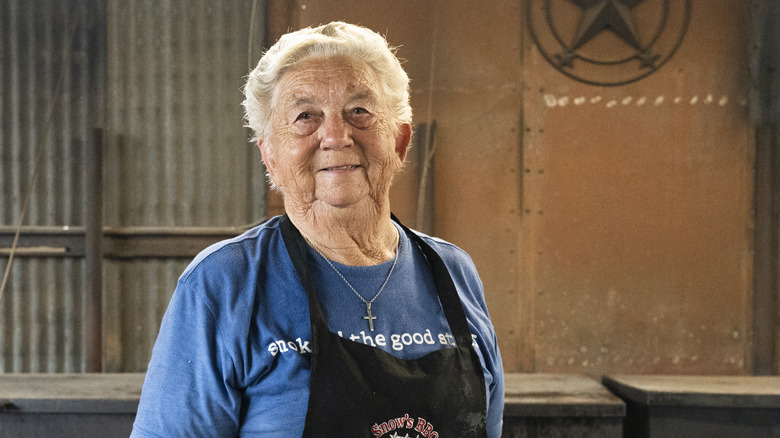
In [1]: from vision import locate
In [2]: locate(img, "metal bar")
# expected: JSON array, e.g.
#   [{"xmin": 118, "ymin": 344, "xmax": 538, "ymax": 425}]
[
  {"xmin": 0, "ymin": 226, "xmax": 250, "ymax": 259},
  {"xmin": 0, "ymin": 247, "xmax": 68, "ymax": 256},
  {"xmin": 753, "ymin": 124, "xmax": 779, "ymax": 376},
  {"xmin": 102, "ymin": 228, "xmax": 243, "ymax": 258},
  {"xmin": 0, "ymin": 229, "xmax": 83, "ymax": 257},
  {"xmin": 85, "ymin": 128, "xmax": 103, "ymax": 372},
  {"xmin": 750, "ymin": 0, "xmax": 780, "ymax": 376}
]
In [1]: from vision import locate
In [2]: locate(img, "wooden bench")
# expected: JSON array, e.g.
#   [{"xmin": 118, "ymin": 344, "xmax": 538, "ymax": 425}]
[
  {"xmin": 603, "ymin": 375, "xmax": 780, "ymax": 438},
  {"xmin": 0, "ymin": 373, "xmax": 142, "ymax": 437},
  {"xmin": 502, "ymin": 373, "xmax": 626, "ymax": 437}
]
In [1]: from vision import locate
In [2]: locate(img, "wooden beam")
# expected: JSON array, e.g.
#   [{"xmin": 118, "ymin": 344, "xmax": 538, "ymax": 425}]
[{"xmin": 0, "ymin": 226, "xmax": 250, "ymax": 259}]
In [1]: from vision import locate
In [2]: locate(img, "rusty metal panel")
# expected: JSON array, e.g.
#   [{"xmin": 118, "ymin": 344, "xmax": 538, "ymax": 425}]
[
  {"xmin": 289, "ymin": 0, "xmax": 759, "ymax": 376},
  {"xmin": 522, "ymin": 0, "xmax": 754, "ymax": 374}
]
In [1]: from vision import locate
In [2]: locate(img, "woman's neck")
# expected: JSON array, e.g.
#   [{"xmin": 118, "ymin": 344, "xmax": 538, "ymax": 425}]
[{"xmin": 286, "ymin": 199, "xmax": 398, "ymax": 266}]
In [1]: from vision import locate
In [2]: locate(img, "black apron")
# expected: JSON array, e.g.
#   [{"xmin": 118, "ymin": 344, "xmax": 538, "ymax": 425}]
[{"xmin": 280, "ymin": 214, "xmax": 487, "ymax": 437}]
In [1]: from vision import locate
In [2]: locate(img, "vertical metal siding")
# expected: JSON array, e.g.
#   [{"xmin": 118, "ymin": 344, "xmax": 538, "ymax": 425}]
[
  {"xmin": 104, "ymin": 0, "xmax": 265, "ymax": 228},
  {"xmin": 1, "ymin": 0, "xmax": 266, "ymax": 372},
  {"xmin": 0, "ymin": 0, "xmax": 92, "ymax": 373},
  {"xmin": 0, "ymin": 258, "xmax": 84, "ymax": 373},
  {"xmin": 103, "ymin": 258, "xmax": 190, "ymax": 372}
]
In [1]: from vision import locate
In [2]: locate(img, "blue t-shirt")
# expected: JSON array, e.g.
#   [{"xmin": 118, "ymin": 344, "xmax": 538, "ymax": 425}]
[{"xmin": 132, "ymin": 216, "xmax": 504, "ymax": 437}]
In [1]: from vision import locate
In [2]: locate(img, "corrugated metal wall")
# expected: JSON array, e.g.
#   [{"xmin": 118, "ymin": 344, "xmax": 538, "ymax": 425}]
[
  {"xmin": 0, "ymin": 0, "xmax": 95, "ymax": 373},
  {"xmin": 104, "ymin": 0, "xmax": 266, "ymax": 228},
  {"xmin": 1, "ymin": 0, "xmax": 266, "ymax": 372}
]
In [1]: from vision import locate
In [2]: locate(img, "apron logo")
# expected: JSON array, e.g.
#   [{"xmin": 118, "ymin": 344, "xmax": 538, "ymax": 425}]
[
  {"xmin": 372, "ymin": 414, "xmax": 439, "ymax": 438},
  {"xmin": 526, "ymin": 0, "xmax": 691, "ymax": 86}
]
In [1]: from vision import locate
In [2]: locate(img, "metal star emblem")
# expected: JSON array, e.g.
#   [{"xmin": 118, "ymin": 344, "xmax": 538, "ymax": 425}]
[
  {"xmin": 527, "ymin": 0, "xmax": 691, "ymax": 85},
  {"xmin": 567, "ymin": 0, "xmax": 646, "ymax": 51}
]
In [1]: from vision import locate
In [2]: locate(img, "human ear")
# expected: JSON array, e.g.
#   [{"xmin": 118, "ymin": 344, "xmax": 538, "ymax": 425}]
[
  {"xmin": 258, "ymin": 139, "xmax": 279, "ymax": 185},
  {"xmin": 394, "ymin": 123, "xmax": 412, "ymax": 164}
]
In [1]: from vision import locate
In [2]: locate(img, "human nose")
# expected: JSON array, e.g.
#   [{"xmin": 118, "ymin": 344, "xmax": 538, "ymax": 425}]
[{"xmin": 317, "ymin": 115, "xmax": 352, "ymax": 150}]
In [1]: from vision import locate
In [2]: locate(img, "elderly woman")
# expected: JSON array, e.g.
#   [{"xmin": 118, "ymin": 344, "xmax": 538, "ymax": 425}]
[{"xmin": 132, "ymin": 22, "xmax": 504, "ymax": 437}]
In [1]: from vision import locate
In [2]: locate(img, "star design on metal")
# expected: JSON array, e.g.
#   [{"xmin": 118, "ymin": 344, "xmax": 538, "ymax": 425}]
[
  {"xmin": 568, "ymin": 0, "xmax": 644, "ymax": 52},
  {"xmin": 527, "ymin": 0, "xmax": 691, "ymax": 86}
]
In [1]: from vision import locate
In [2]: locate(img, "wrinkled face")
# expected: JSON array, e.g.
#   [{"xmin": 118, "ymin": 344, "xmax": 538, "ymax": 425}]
[{"xmin": 259, "ymin": 56, "xmax": 410, "ymax": 211}]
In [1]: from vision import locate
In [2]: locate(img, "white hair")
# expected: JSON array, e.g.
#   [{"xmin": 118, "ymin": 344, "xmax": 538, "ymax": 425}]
[{"xmin": 243, "ymin": 21, "xmax": 412, "ymax": 142}]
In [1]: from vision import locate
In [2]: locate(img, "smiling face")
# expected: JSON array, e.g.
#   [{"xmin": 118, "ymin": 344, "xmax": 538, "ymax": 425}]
[{"xmin": 259, "ymin": 56, "xmax": 411, "ymax": 214}]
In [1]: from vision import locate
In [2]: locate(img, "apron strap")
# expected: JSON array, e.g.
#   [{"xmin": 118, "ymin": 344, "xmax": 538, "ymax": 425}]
[
  {"xmin": 391, "ymin": 213, "xmax": 474, "ymax": 347},
  {"xmin": 279, "ymin": 214, "xmax": 328, "ymax": 339}
]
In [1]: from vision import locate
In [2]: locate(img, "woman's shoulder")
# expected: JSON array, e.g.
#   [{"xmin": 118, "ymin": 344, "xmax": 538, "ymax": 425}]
[
  {"xmin": 167, "ymin": 216, "xmax": 299, "ymax": 333},
  {"xmin": 180, "ymin": 216, "xmax": 284, "ymax": 283},
  {"xmin": 170, "ymin": 216, "xmax": 296, "ymax": 320},
  {"xmin": 408, "ymin": 229, "xmax": 478, "ymax": 273},
  {"xmin": 404, "ymin": 227, "xmax": 488, "ymax": 309}
]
